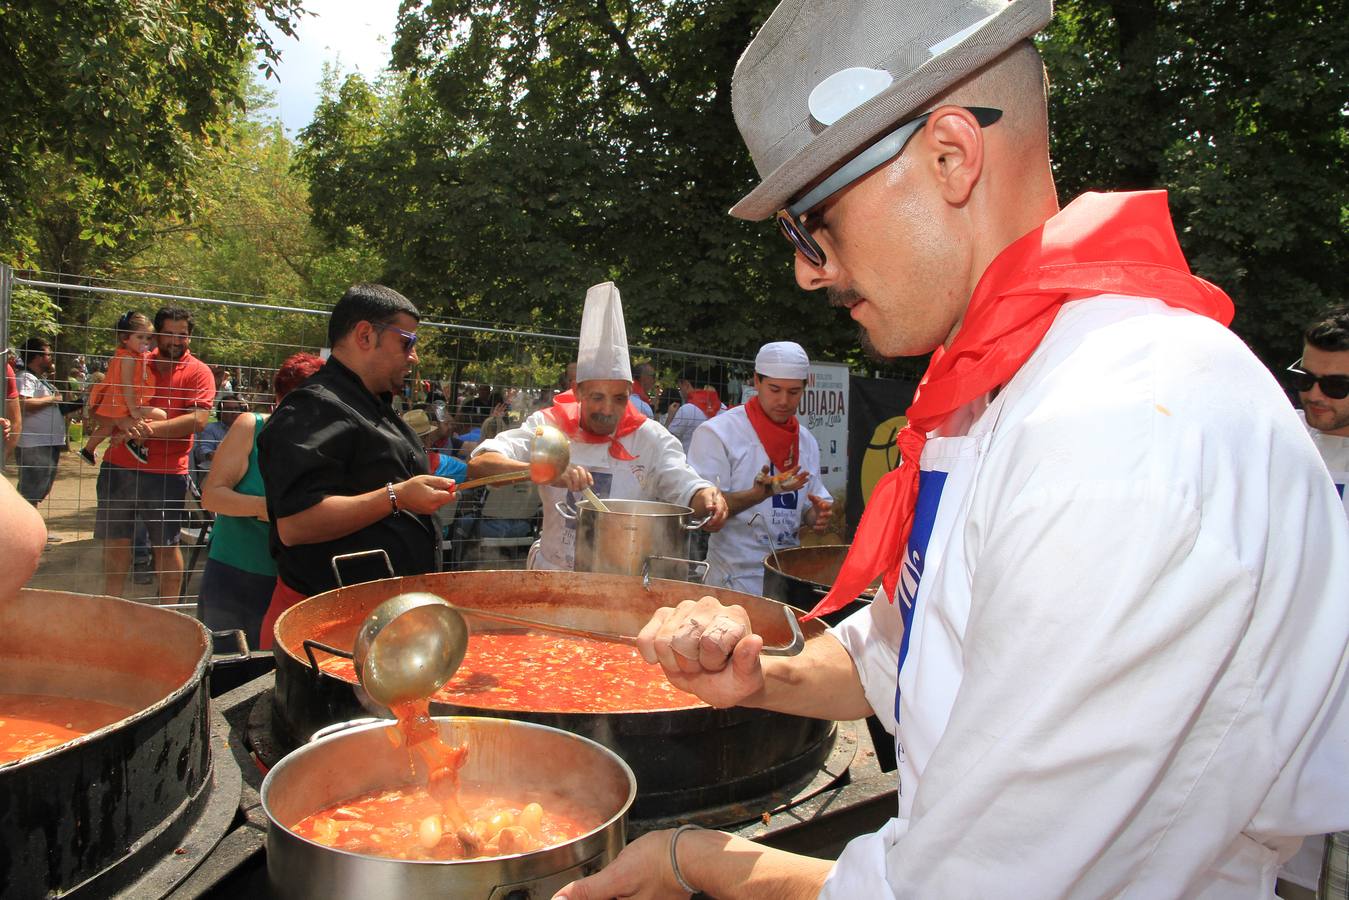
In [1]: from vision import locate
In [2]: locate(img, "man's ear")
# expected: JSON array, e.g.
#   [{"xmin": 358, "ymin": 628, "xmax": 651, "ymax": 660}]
[
  {"xmin": 352, "ymin": 320, "xmax": 376, "ymax": 351},
  {"xmin": 921, "ymin": 106, "xmax": 986, "ymax": 205}
]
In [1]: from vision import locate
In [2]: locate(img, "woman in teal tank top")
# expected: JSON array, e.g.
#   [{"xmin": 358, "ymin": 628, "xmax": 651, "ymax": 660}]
[{"xmin": 199, "ymin": 354, "xmax": 323, "ymax": 646}]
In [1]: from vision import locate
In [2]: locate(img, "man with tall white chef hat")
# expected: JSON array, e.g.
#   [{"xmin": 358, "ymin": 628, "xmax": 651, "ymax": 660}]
[
  {"xmin": 688, "ymin": 341, "xmax": 833, "ymax": 594},
  {"xmin": 468, "ymin": 282, "xmax": 728, "ymax": 571}
]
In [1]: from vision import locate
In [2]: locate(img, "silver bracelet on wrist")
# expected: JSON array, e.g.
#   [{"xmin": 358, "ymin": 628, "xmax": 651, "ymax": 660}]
[
  {"xmin": 670, "ymin": 823, "xmax": 702, "ymax": 895},
  {"xmin": 385, "ymin": 481, "xmax": 401, "ymax": 516}
]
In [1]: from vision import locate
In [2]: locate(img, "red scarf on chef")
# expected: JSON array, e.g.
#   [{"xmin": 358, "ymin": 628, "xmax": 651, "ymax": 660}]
[
  {"xmin": 544, "ymin": 395, "xmax": 647, "ymax": 461},
  {"xmin": 632, "ymin": 381, "xmax": 653, "ymax": 407},
  {"xmin": 805, "ymin": 191, "xmax": 1234, "ymax": 621},
  {"xmin": 685, "ymin": 388, "xmax": 721, "ymax": 418},
  {"xmin": 745, "ymin": 395, "xmax": 799, "ymax": 472}
]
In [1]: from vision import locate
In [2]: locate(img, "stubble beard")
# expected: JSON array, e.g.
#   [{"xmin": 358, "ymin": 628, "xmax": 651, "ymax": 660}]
[
  {"xmin": 830, "ymin": 286, "xmax": 897, "ymax": 364},
  {"xmin": 1308, "ymin": 404, "xmax": 1349, "ymax": 435}
]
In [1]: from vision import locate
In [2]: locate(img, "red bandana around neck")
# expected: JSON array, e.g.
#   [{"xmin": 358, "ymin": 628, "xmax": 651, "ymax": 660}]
[
  {"xmin": 745, "ymin": 395, "xmax": 800, "ymax": 472},
  {"xmin": 686, "ymin": 388, "xmax": 721, "ymax": 418},
  {"xmin": 544, "ymin": 397, "xmax": 647, "ymax": 461},
  {"xmin": 633, "ymin": 381, "xmax": 652, "ymax": 406},
  {"xmin": 806, "ymin": 191, "xmax": 1234, "ymax": 621}
]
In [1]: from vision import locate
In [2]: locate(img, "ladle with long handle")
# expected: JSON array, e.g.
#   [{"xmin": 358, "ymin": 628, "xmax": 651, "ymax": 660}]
[
  {"xmin": 451, "ymin": 423, "xmax": 570, "ymax": 492},
  {"xmin": 340, "ymin": 589, "xmax": 806, "ymax": 708}
]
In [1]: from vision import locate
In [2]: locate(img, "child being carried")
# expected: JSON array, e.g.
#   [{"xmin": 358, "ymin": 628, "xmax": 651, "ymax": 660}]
[{"xmin": 81, "ymin": 311, "xmax": 165, "ymax": 465}]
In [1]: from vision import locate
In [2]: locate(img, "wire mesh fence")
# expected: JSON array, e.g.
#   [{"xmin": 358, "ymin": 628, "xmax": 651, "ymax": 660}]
[{"xmin": 2, "ymin": 266, "xmax": 754, "ymax": 616}]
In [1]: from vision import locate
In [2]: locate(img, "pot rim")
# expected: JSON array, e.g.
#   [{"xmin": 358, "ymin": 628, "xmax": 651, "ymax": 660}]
[
  {"xmin": 0, "ymin": 589, "xmax": 210, "ymax": 773},
  {"xmin": 577, "ymin": 498, "xmax": 693, "ymax": 517},
  {"xmin": 261, "ymin": 714, "xmax": 637, "ymax": 866}
]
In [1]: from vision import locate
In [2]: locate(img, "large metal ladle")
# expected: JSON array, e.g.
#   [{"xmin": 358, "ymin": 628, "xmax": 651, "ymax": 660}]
[
  {"xmin": 450, "ymin": 423, "xmax": 571, "ymax": 492},
  {"xmin": 353, "ymin": 592, "xmax": 468, "ymax": 708}
]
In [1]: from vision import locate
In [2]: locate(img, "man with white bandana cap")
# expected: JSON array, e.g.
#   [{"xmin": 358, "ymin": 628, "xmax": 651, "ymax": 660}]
[
  {"xmin": 469, "ymin": 282, "xmax": 727, "ymax": 571},
  {"xmin": 688, "ymin": 341, "xmax": 833, "ymax": 594},
  {"xmin": 555, "ymin": 0, "xmax": 1349, "ymax": 898}
]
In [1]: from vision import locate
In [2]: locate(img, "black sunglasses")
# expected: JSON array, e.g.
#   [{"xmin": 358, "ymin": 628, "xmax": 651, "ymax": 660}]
[
  {"xmin": 776, "ymin": 106, "xmax": 1004, "ymax": 268},
  {"xmin": 1287, "ymin": 360, "xmax": 1349, "ymax": 400}
]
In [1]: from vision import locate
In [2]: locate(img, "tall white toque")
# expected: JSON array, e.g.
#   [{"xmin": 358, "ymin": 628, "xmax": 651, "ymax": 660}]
[{"xmin": 576, "ymin": 281, "xmax": 633, "ymax": 383}]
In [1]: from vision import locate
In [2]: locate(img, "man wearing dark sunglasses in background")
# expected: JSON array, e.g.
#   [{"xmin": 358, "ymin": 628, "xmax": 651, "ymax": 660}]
[
  {"xmin": 256, "ymin": 283, "xmax": 457, "ymax": 646},
  {"xmin": 558, "ymin": 1, "xmax": 1349, "ymax": 898},
  {"xmin": 1282, "ymin": 305, "xmax": 1349, "ymax": 900}
]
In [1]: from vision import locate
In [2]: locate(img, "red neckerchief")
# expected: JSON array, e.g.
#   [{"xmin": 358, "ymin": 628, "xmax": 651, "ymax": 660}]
[
  {"xmin": 686, "ymin": 388, "xmax": 721, "ymax": 418},
  {"xmin": 744, "ymin": 395, "xmax": 799, "ymax": 472},
  {"xmin": 632, "ymin": 381, "xmax": 652, "ymax": 406},
  {"xmin": 544, "ymin": 397, "xmax": 647, "ymax": 461},
  {"xmin": 806, "ymin": 191, "xmax": 1234, "ymax": 620}
]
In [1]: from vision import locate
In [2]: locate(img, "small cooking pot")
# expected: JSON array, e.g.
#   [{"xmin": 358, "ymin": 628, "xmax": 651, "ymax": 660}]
[
  {"xmin": 562, "ymin": 499, "xmax": 708, "ymax": 578},
  {"xmin": 263, "ymin": 715, "xmax": 635, "ymax": 899}
]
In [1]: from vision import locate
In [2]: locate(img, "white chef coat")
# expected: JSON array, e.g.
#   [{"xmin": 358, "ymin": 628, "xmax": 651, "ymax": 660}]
[
  {"xmin": 471, "ymin": 410, "xmax": 713, "ymax": 571},
  {"xmin": 687, "ymin": 406, "xmax": 827, "ymax": 594},
  {"xmin": 823, "ymin": 296, "xmax": 1349, "ymax": 898}
]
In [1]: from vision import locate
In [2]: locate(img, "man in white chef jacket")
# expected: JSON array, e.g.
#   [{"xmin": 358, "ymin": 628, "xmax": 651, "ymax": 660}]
[
  {"xmin": 688, "ymin": 342, "xmax": 833, "ymax": 594},
  {"xmin": 469, "ymin": 282, "xmax": 727, "ymax": 571},
  {"xmin": 554, "ymin": 2, "xmax": 1349, "ymax": 899},
  {"xmin": 1281, "ymin": 304, "xmax": 1349, "ymax": 898}
]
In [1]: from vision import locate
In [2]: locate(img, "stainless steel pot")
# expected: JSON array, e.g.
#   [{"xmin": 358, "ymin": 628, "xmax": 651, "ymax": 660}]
[
  {"xmin": 563, "ymin": 498, "xmax": 708, "ymax": 577},
  {"xmin": 263, "ymin": 715, "xmax": 635, "ymax": 899}
]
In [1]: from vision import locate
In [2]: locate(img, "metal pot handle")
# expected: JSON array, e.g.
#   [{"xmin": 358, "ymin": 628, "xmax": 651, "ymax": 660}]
[
  {"xmin": 302, "ymin": 639, "xmax": 352, "ymax": 677},
  {"xmin": 554, "ymin": 500, "xmax": 577, "ymax": 521},
  {"xmin": 329, "ymin": 549, "xmax": 395, "ymax": 587},
  {"xmin": 210, "ymin": 629, "xmax": 251, "ymax": 666},
  {"xmin": 760, "ymin": 603, "xmax": 806, "ymax": 657},
  {"xmin": 310, "ymin": 717, "xmax": 384, "ymax": 744},
  {"xmin": 684, "ymin": 513, "xmax": 712, "ymax": 532},
  {"xmin": 641, "ymin": 556, "xmax": 710, "ymax": 591},
  {"xmin": 749, "ymin": 512, "xmax": 785, "ymax": 573}
]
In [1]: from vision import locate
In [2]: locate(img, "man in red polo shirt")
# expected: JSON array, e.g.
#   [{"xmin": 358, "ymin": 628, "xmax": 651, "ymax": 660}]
[{"xmin": 95, "ymin": 306, "xmax": 215, "ymax": 601}]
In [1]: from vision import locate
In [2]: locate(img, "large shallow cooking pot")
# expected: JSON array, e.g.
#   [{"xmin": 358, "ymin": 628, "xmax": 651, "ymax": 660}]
[
  {"xmin": 264, "ymin": 715, "xmax": 634, "ymax": 898},
  {"xmin": 762, "ymin": 544, "xmax": 875, "ymax": 627},
  {"xmin": 272, "ymin": 570, "xmax": 836, "ymax": 819},
  {"xmin": 564, "ymin": 499, "xmax": 707, "ymax": 577},
  {"xmin": 0, "ymin": 588, "xmax": 214, "ymax": 898},
  {"xmin": 760, "ymin": 547, "xmax": 897, "ymax": 773}
]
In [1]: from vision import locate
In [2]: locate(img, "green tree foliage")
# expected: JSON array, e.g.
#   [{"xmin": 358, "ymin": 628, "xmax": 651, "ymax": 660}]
[
  {"xmin": 1042, "ymin": 0, "xmax": 1348, "ymax": 364},
  {"xmin": 300, "ymin": 1, "xmax": 1344, "ymax": 371},
  {"xmin": 297, "ymin": 0, "xmax": 860, "ymax": 361},
  {"xmin": 118, "ymin": 77, "xmax": 386, "ymax": 372},
  {"xmin": 0, "ymin": 0, "xmax": 306, "ymax": 273}
]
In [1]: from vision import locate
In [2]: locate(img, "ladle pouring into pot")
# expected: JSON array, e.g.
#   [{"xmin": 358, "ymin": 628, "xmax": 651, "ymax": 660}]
[{"xmin": 352, "ymin": 588, "xmax": 807, "ymax": 708}]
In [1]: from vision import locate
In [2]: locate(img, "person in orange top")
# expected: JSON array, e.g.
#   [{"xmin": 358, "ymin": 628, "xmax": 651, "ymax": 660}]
[{"xmin": 82, "ymin": 311, "xmax": 165, "ymax": 465}]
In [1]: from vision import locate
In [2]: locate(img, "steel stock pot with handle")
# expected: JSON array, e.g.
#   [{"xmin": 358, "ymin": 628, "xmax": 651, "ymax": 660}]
[{"xmin": 262, "ymin": 715, "xmax": 635, "ymax": 899}]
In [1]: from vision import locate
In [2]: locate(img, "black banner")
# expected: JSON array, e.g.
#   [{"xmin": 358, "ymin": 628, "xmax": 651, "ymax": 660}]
[{"xmin": 845, "ymin": 377, "xmax": 917, "ymax": 539}]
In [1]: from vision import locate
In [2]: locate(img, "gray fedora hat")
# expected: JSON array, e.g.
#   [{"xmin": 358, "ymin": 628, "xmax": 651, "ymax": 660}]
[{"xmin": 729, "ymin": 0, "xmax": 1052, "ymax": 221}]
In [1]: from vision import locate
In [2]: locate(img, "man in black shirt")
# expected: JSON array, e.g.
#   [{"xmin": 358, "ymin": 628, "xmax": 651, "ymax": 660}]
[{"xmin": 257, "ymin": 284, "xmax": 456, "ymax": 636}]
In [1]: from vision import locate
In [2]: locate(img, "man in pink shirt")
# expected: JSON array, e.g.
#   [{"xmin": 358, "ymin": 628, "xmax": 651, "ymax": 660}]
[{"xmin": 95, "ymin": 307, "xmax": 215, "ymax": 601}]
